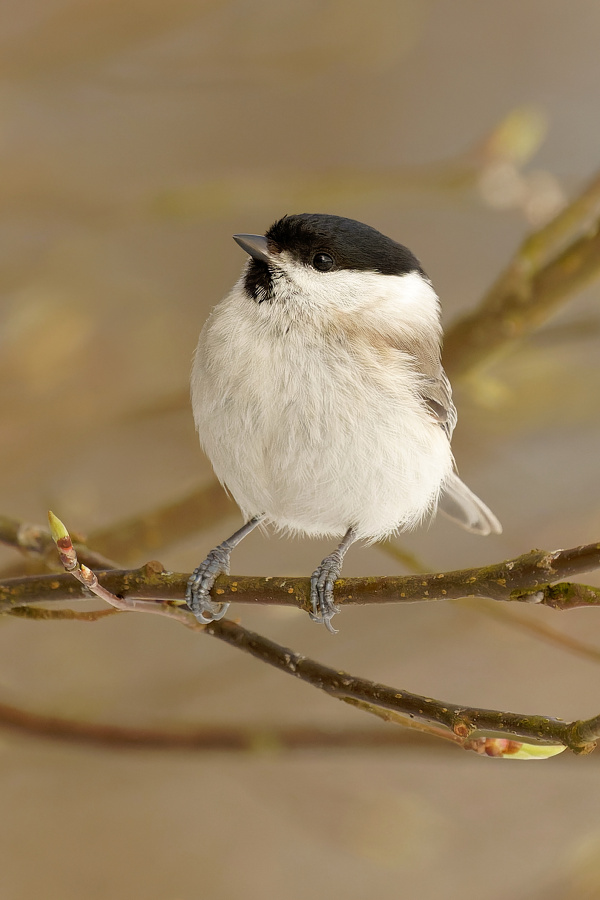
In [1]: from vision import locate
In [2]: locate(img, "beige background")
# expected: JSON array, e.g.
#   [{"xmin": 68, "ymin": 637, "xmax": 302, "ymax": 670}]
[{"xmin": 1, "ymin": 1, "xmax": 600, "ymax": 898}]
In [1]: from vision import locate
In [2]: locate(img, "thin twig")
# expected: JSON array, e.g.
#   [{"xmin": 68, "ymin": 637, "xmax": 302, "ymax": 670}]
[
  {"xmin": 198, "ymin": 617, "xmax": 582, "ymax": 755},
  {"xmin": 46, "ymin": 512, "xmax": 199, "ymax": 628}
]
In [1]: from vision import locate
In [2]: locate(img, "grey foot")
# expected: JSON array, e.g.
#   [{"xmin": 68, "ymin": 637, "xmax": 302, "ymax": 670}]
[
  {"xmin": 310, "ymin": 551, "xmax": 343, "ymax": 634},
  {"xmin": 186, "ymin": 546, "xmax": 231, "ymax": 623}
]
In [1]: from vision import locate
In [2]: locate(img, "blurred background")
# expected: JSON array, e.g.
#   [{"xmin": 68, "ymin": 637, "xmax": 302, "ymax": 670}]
[{"xmin": 1, "ymin": 1, "xmax": 600, "ymax": 897}]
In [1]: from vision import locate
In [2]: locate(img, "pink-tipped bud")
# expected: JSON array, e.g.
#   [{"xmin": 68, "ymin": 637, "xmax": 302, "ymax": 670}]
[{"xmin": 47, "ymin": 510, "xmax": 78, "ymax": 570}]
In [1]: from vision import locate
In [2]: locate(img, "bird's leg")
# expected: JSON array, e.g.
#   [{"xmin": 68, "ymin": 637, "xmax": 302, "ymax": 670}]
[
  {"xmin": 186, "ymin": 515, "xmax": 264, "ymax": 623},
  {"xmin": 310, "ymin": 527, "xmax": 357, "ymax": 634}
]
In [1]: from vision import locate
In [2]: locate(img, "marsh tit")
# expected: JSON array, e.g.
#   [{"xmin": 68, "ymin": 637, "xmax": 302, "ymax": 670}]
[{"xmin": 186, "ymin": 213, "xmax": 501, "ymax": 632}]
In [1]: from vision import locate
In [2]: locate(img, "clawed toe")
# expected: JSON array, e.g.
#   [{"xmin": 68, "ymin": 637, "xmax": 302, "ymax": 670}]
[
  {"xmin": 190, "ymin": 596, "xmax": 230, "ymax": 624},
  {"xmin": 310, "ymin": 553, "xmax": 343, "ymax": 633},
  {"xmin": 309, "ymin": 527, "xmax": 357, "ymax": 633},
  {"xmin": 186, "ymin": 517, "xmax": 264, "ymax": 623},
  {"xmin": 186, "ymin": 547, "xmax": 231, "ymax": 623},
  {"xmin": 310, "ymin": 608, "xmax": 340, "ymax": 634}
]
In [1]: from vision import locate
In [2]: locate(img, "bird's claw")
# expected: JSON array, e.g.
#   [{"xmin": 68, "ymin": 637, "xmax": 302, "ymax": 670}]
[
  {"xmin": 310, "ymin": 551, "xmax": 343, "ymax": 633},
  {"xmin": 186, "ymin": 546, "xmax": 231, "ymax": 623}
]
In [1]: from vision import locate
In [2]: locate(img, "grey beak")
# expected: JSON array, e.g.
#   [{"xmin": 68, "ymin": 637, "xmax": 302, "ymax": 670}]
[{"xmin": 233, "ymin": 233, "xmax": 272, "ymax": 264}]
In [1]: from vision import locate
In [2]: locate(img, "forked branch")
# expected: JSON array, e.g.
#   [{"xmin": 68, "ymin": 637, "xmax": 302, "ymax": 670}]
[{"xmin": 1, "ymin": 514, "xmax": 598, "ymax": 758}]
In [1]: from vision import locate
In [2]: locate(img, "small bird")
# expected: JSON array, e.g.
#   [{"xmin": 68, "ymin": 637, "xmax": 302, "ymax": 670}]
[{"xmin": 187, "ymin": 213, "xmax": 501, "ymax": 632}]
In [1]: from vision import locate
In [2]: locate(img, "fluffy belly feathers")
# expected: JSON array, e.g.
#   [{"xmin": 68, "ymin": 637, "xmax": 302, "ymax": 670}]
[{"xmin": 192, "ymin": 312, "xmax": 453, "ymax": 541}]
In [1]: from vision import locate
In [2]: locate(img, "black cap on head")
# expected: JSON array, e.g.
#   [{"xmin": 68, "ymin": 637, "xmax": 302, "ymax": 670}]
[{"xmin": 266, "ymin": 213, "xmax": 425, "ymax": 277}]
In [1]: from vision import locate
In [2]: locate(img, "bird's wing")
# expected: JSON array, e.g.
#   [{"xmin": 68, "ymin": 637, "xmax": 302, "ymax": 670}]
[
  {"xmin": 411, "ymin": 356, "xmax": 501, "ymax": 535},
  {"xmin": 392, "ymin": 331, "xmax": 457, "ymax": 440},
  {"xmin": 391, "ymin": 334, "xmax": 500, "ymax": 535},
  {"xmin": 418, "ymin": 365, "xmax": 457, "ymax": 439}
]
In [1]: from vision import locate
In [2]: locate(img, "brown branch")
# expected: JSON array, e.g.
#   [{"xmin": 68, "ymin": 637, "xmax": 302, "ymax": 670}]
[
  {"xmin": 198, "ymin": 617, "xmax": 589, "ymax": 754},
  {"xmin": 2, "ymin": 542, "xmax": 598, "ymax": 614},
  {"xmin": 444, "ymin": 169, "xmax": 600, "ymax": 378}
]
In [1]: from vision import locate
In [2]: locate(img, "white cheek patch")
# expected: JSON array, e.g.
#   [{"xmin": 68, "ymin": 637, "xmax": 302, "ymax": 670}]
[{"xmin": 275, "ymin": 262, "xmax": 441, "ymax": 333}]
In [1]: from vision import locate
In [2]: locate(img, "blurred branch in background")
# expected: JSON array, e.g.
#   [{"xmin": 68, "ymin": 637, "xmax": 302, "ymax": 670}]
[
  {"xmin": 88, "ymin": 479, "xmax": 234, "ymax": 563},
  {"xmin": 0, "ymin": 695, "xmax": 445, "ymax": 754},
  {"xmin": 444, "ymin": 168, "xmax": 600, "ymax": 378},
  {"xmin": 458, "ymin": 597, "xmax": 600, "ymax": 667}
]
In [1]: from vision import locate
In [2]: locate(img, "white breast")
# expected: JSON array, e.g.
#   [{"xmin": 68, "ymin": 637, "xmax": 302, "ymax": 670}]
[{"xmin": 192, "ymin": 276, "xmax": 453, "ymax": 541}]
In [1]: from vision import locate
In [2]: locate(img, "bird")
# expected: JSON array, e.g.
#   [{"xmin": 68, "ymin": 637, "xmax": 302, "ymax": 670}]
[{"xmin": 186, "ymin": 213, "xmax": 501, "ymax": 632}]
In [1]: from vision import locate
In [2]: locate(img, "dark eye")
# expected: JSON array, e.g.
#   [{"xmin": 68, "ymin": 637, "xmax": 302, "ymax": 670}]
[{"xmin": 312, "ymin": 252, "xmax": 334, "ymax": 272}]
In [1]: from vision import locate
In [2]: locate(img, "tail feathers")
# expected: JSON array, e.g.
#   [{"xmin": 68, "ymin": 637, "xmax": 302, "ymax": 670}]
[{"xmin": 438, "ymin": 472, "xmax": 502, "ymax": 536}]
